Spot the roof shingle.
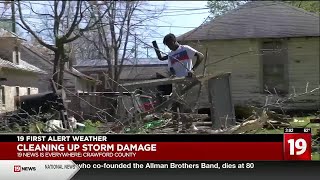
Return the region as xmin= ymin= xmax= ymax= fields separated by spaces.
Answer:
xmin=0 ymin=58 xmax=47 ymax=74
xmin=178 ymin=1 xmax=320 ymax=41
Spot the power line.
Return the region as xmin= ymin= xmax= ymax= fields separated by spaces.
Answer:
xmin=10 ymin=2 xmax=209 ymax=12
xmin=0 ymin=11 xmax=210 ymax=19
xmin=2 ymin=17 xmax=200 ymax=29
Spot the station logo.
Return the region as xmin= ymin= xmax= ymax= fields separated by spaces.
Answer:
xmin=14 ymin=165 xmax=21 ymax=172
xmin=14 ymin=165 xmax=36 ymax=172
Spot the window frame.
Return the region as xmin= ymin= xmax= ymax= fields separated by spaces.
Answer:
xmin=0 ymin=86 xmax=5 ymax=106
xmin=259 ymin=39 xmax=289 ymax=96
xmin=27 ymin=87 xmax=31 ymax=95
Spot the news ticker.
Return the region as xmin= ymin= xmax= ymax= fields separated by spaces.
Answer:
xmin=0 ymin=160 xmax=256 ymax=180
xmin=0 ymin=128 xmax=314 ymax=161
xmin=1 ymin=161 xmax=320 ymax=180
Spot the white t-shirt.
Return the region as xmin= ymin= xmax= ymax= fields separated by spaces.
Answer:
xmin=168 ymin=45 xmax=198 ymax=77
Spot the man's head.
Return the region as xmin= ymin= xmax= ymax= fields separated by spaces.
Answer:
xmin=163 ymin=33 xmax=179 ymax=51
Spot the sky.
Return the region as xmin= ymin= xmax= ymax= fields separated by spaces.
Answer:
xmin=137 ymin=1 xmax=211 ymax=58
xmin=0 ymin=1 xmax=211 ymax=59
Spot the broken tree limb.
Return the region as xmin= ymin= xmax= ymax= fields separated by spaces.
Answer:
xmin=50 ymin=79 xmax=70 ymax=130
xmin=139 ymin=80 xmax=200 ymax=117
xmin=179 ymin=113 xmax=209 ymax=120
xmin=193 ymin=122 xmax=212 ymax=126
xmin=193 ymin=48 xmax=208 ymax=111
xmin=263 ymin=120 xmax=290 ymax=129
xmin=122 ymin=76 xmax=199 ymax=89
xmin=135 ymin=72 xmax=231 ymax=120
xmin=169 ymin=112 xmax=209 ymax=121
xmin=121 ymin=72 xmax=231 ymax=89
xmin=224 ymin=109 xmax=270 ymax=134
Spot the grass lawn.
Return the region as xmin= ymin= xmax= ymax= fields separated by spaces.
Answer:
xmin=312 ymin=152 xmax=320 ymax=160
xmin=77 ymin=120 xmax=101 ymax=133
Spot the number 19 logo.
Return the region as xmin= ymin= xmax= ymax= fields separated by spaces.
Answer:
xmin=284 ymin=133 xmax=311 ymax=160
xmin=288 ymin=138 xmax=307 ymax=155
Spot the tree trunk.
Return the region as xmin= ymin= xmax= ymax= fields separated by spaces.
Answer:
xmin=52 ymin=52 xmax=60 ymax=90
xmin=58 ymin=60 xmax=65 ymax=90
xmin=55 ymin=43 xmax=66 ymax=90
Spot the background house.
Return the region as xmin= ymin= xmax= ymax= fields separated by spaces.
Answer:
xmin=21 ymin=44 xmax=99 ymax=94
xmin=177 ymin=1 xmax=320 ymax=111
xmin=68 ymin=58 xmax=169 ymax=119
xmin=0 ymin=28 xmax=99 ymax=95
xmin=0 ymin=30 xmax=46 ymax=113
xmin=74 ymin=58 xmax=169 ymax=93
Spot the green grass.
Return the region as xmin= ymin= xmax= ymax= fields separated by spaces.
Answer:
xmin=78 ymin=120 xmax=101 ymax=133
xmin=0 ymin=120 xmax=101 ymax=133
xmin=312 ymin=152 xmax=320 ymax=160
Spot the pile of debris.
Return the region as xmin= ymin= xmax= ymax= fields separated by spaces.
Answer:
xmin=98 ymin=108 xmax=293 ymax=134
xmin=99 ymin=73 xmax=295 ymax=134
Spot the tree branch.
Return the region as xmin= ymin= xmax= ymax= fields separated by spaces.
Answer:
xmin=17 ymin=1 xmax=56 ymax=51
xmin=63 ymin=0 xmax=82 ymax=39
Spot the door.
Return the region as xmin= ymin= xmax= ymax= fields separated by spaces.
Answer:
xmin=208 ymin=74 xmax=235 ymax=129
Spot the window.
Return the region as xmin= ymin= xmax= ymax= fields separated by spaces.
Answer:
xmin=27 ymin=88 xmax=31 ymax=95
xmin=261 ymin=40 xmax=288 ymax=95
xmin=15 ymin=87 xmax=19 ymax=96
xmin=0 ymin=86 xmax=5 ymax=105
xmin=12 ymin=50 xmax=20 ymax=64
xmin=87 ymin=84 xmax=90 ymax=93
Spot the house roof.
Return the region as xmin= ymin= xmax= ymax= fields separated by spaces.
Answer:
xmin=0 ymin=58 xmax=47 ymax=74
xmin=74 ymin=58 xmax=169 ymax=80
xmin=177 ymin=1 xmax=320 ymax=41
xmin=119 ymin=65 xmax=168 ymax=80
xmin=75 ymin=58 xmax=167 ymax=67
xmin=0 ymin=28 xmax=25 ymax=40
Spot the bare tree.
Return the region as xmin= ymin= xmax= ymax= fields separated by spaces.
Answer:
xmin=76 ymin=1 xmax=165 ymax=91
xmin=16 ymin=0 xmax=108 ymax=89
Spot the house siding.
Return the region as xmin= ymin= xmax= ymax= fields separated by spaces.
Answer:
xmin=0 ymin=69 xmax=39 ymax=113
xmin=287 ymin=37 xmax=320 ymax=109
xmin=0 ymin=69 xmax=39 ymax=87
xmin=74 ymin=68 xmax=107 ymax=92
xmin=184 ymin=37 xmax=320 ymax=110
xmin=20 ymin=46 xmax=61 ymax=92
xmin=0 ymin=85 xmax=38 ymax=113
xmin=75 ymin=78 xmax=95 ymax=93
xmin=184 ymin=39 xmax=261 ymax=109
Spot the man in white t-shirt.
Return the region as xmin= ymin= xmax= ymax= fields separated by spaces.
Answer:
xmin=158 ymin=33 xmax=204 ymax=132
xmin=159 ymin=33 xmax=204 ymax=77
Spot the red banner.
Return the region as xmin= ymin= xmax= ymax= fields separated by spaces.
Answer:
xmin=0 ymin=142 xmax=283 ymax=160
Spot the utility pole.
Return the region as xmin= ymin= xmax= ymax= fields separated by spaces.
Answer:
xmin=143 ymin=46 xmax=152 ymax=58
xmin=11 ymin=0 xmax=15 ymax=33
xmin=134 ymin=33 xmax=137 ymax=60
xmin=11 ymin=0 xmax=19 ymax=64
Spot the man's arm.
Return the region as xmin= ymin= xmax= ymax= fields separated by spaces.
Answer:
xmin=192 ymin=52 xmax=204 ymax=71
